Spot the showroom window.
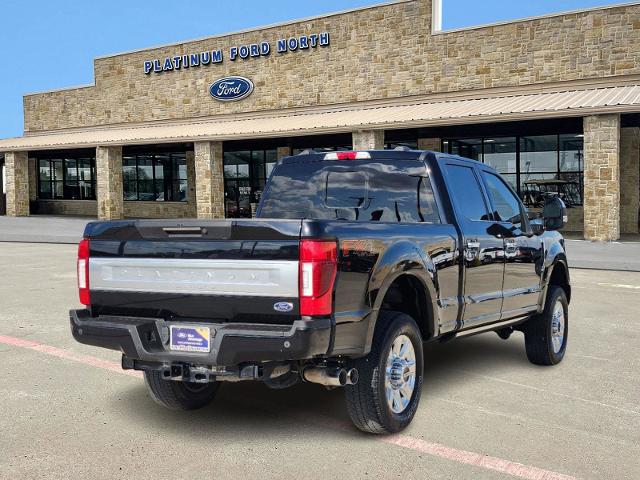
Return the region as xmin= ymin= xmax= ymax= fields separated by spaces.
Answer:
xmin=385 ymin=140 xmax=418 ymax=150
xmin=123 ymin=152 xmax=187 ymax=202
xmin=291 ymin=145 xmax=352 ymax=155
xmin=223 ymin=149 xmax=277 ymax=218
xmin=443 ymin=133 xmax=584 ymax=207
xmin=38 ymin=155 xmax=96 ymax=200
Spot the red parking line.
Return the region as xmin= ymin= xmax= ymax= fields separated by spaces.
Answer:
xmin=0 ymin=334 xmax=141 ymax=378
xmin=0 ymin=334 xmax=577 ymax=480
xmin=382 ymin=435 xmax=577 ymax=480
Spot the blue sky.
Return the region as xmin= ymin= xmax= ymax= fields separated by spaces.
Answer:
xmin=0 ymin=0 xmax=625 ymax=138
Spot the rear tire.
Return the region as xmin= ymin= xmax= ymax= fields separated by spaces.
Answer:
xmin=524 ymin=286 xmax=568 ymax=366
xmin=144 ymin=371 xmax=220 ymax=410
xmin=345 ymin=311 xmax=424 ymax=434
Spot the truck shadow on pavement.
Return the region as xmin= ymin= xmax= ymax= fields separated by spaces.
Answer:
xmin=111 ymin=333 xmax=529 ymax=437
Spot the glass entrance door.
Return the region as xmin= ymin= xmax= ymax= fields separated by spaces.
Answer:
xmin=223 ymin=149 xmax=277 ymax=218
xmin=224 ymin=179 xmax=252 ymax=218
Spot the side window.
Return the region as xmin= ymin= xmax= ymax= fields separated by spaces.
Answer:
xmin=418 ymin=176 xmax=441 ymax=224
xmin=482 ymin=171 xmax=523 ymax=226
xmin=444 ymin=165 xmax=490 ymax=221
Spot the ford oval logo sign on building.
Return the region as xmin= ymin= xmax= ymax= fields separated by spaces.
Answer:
xmin=209 ymin=76 xmax=254 ymax=102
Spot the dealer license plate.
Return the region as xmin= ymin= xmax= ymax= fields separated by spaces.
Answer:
xmin=169 ymin=326 xmax=211 ymax=353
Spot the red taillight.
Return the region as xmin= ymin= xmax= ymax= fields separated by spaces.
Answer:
xmin=299 ymin=240 xmax=338 ymax=316
xmin=77 ymin=239 xmax=90 ymax=306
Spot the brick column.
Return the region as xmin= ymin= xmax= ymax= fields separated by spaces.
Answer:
xmin=620 ymin=127 xmax=640 ymax=234
xmin=96 ymin=146 xmax=123 ymax=220
xmin=5 ymin=151 xmax=30 ymax=216
xmin=277 ymin=146 xmax=291 ymax=160
xmin=583 ymin=114 xmax=621 ymax=241
xmin=418 ymin=138 xmax=442 ymax=152
xmin=194 ymin=141 xmax=225 ymax=219
xmin=352 ymin=130 xmax=384 ymax=150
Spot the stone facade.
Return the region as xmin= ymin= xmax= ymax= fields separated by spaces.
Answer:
xmin=4 ymin=0 xmax=640 ymax=238
xmin=277 ymin=146 xmax=292 ymax=160
xmin=5 ymin=152 xmax=29 ymax=216
xmin=353 ymin=130 xmax=385 ymax=150
xmin=418 ymin=138 xmax=441 ymax=151
xmin=96 ymin=146 xmax=124 ymax=220
xmin=34 ymin=199 xmax=196 ymax=219
xmin=36 ymin=200 xmax=97 ymax=217
xmin=22 ymin=1 xmax=640 ymax=132
xmin=583 ymin=114 xmax=621 ymax=241
xmin=124 ymin=201 xmax=195 ymax=219
xmin=620 ymin=127 xmax=640 ymax=234
xmin=194 ymin=141 xmax=225 ymax=219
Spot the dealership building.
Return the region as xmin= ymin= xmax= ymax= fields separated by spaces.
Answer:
xmin=1 ymin=0 xmax=639 ymax=241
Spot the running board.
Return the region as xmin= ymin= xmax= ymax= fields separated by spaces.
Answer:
xmin=453 ymin=317 xmax=529 ymax=339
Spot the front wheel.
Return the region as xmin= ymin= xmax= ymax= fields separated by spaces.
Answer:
xmin=524 ymin=285 xmax=569 ymax=366
xmin=345 ymin=311 xmax=424 ymax=434
xmin=144 ymin=371 xmax=220 ymax=410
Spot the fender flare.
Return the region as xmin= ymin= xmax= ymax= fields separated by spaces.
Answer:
xmin=362 ymin=241 xmax=440 ymax=354
xmin=539 ymin=251 xmax=571 ymax=311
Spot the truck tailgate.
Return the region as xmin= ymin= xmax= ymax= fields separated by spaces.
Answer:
xmin=84 ymin=219 xmax=303 ymax=324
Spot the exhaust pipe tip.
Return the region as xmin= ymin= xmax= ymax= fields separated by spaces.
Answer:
xmin=346 ymin=368 xmax=359 ymax=386
xmin=336 ymin=368 xmax=348 ymax=386
xmin=301 ymin=366 xmax=359 ymax=387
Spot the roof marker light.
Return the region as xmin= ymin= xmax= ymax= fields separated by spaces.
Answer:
xmin=324 ymin=151 xmax=372 ymax=161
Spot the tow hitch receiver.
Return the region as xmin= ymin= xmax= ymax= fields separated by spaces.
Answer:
xmin=122 ymin=356 xmax=262 ymax=383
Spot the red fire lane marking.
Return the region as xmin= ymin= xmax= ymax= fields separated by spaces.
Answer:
xmin=0 ymin=334 xmax=577 ymax=480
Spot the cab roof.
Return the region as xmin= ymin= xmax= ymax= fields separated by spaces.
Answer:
xmin=280 ymin=149 xmax=434 ymax=165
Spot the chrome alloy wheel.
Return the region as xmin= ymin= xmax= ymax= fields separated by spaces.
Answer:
xmin=385 ymin=334 xmax=417 ymax=414
xmin=551 ymin=300 xmax=566 ymax=354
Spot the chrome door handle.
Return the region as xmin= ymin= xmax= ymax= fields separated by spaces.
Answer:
xmin=464 ymin=240 xmax=481 ymax=262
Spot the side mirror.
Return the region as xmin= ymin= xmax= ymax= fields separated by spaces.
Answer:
xmin=542 ymin=196 xmax=567 ymax=231
xmin=529 ymin=217 xmax=545 ymax=236
xmin=486 ymin=222 xmax=516 ymax=238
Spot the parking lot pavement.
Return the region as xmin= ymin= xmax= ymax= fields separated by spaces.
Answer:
xmin=0 ymin=216 xmax=90 ymax=244
xmin=1 ymin=243 xmax=639 ymax=480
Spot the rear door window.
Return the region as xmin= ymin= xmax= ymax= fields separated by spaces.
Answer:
xmin=444 ymin=164 xmax=490 ymax=221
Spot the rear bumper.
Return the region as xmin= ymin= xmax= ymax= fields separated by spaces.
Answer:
xmin=70 ymin=309 xmax=332 ymax=366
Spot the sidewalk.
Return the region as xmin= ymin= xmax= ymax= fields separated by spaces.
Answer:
xmin=564 ymin=238 xmax=640 ymax=272
xmin=0 ymin=216 xmax=90 ymax=244
xmin=1 ymin=216 xmax=639 ymax=272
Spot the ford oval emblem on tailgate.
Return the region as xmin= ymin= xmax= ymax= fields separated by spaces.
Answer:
xmin=209 ymin=76 xmax=254 ymax=102
xmin=274 ymin=302 xmax=294 ymax=313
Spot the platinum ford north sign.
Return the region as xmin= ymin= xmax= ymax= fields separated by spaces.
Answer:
xmin=209 ymin=77 xmax=254 ymax=102
xmin=144 ymin=32 xmax=330 ymax=74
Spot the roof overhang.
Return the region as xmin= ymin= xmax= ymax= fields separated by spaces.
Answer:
xmin=3 ymin=84 xmax=640 ymax=152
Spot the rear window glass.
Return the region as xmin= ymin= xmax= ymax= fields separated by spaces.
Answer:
xmin=325 ymin=171 xmax=368 ymax=209
xmin=259 ymin=160 xmax=440 ymax=224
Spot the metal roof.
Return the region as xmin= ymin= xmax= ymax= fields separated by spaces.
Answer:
xmin=2 ymin=84 xmax=640 ymax=152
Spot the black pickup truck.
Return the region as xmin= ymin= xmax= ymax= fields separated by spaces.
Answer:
xmin=71 ymin=149 xmax=570 ymax=434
